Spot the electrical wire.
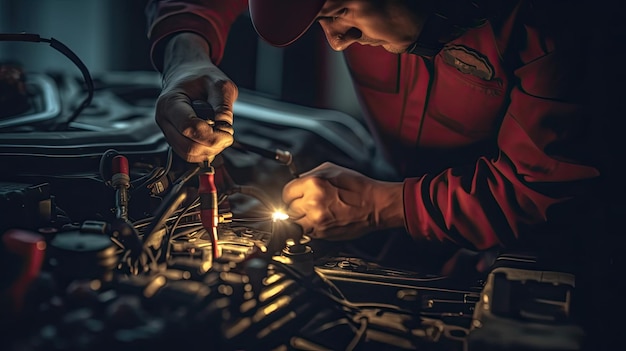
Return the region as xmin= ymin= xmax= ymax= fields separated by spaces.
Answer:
xmin=168 ymin=222 xmax=204 ymax=231
xmin=98 ymin=149 xmax=119 ymax=186
xmin=145 ymin=246 xmax=159 ymax=268
xmin=110 ymin=236 xmax=125 ymax=250
xmin=170 ymin=227 xmax=204 ymax=241
xmin=141 ymin=165 xmax=199 ymax=250
xmin=271 ymin=259 xmax=415 ymax=317
xmin=218 ymin=193 xmax=229 ymax=205
xmin=132 ymin=205 xmax=201 ymax=230
xmin=131 ymin=146 xmax=174 ymax=193
xmin=164 ymin=197 xmax=200 ymax=261
xmin=0 ymin=33 xmax=94 ymax=130
xmin=306 ymin=318 xmax=353 ymax=336
xmin=231 ymin=217 xmax=275 ymax=223
xmin=346 ymin=317 xmax=368 ymax=351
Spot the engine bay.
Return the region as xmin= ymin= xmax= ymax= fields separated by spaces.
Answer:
xmin=0 ymin=49 xmax=589 ymax=350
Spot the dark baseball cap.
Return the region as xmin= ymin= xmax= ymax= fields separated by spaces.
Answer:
xmin=249 ymin=0 xmax=326 ymax=47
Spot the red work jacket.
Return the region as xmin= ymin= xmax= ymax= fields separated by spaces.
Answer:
xmin=146 ymin=0 xmax=602 ymax=251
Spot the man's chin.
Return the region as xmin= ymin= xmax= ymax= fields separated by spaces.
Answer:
xmin=382 ymin=44 xmax=407 ymax=54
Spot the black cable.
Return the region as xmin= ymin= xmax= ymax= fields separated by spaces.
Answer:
xmin=218 ymin=193 xmax=228 ymax=205
xmin=164 ymin=197 xmax=200 ymax=261
xmin=307 ymin=318 xmax=353 ymax=336
xmin=98 ymin=149 xmax=120 ymax=186
xmin=0 ymin=33 xmax=94 ymax=130
xmin=346 ymin=317 xmax=368 ymax=351
xmin=133 ymin=212 xmax=200 ymax=230
xmin=133 ymin=212 xmax=179 ymax=229
xmin=131 ymin=146 xmax=174 ymax=192
xmin=141 ymin=165 xmax=200 ymax=250
xmin=142 ymin=190 xmax=188 ymax=257
xmin=170 ymin=226 xmax=204 ymax=241
xmin=231 ymin=140 xmax=299 ymax=177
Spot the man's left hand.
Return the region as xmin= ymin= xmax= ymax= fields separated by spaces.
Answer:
xmin=282 ymin=162 xmax=405 ymax=240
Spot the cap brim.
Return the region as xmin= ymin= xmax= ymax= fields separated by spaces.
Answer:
xmin=249 ymin=0 xmax=325 ymax=47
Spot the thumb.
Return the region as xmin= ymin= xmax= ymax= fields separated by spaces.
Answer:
xmin=208 ymin=80 xmax=238 ymax=127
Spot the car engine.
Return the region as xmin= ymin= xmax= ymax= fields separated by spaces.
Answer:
xmin=0 ymin=35 xmax=586 ymax=351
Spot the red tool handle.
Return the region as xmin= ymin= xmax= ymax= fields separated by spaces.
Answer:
xmin=198 ymin=166 xmax=220 ymax=259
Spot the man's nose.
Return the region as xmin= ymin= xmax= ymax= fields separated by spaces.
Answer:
xmin=319 ymin=22 xmax=360 ymax=51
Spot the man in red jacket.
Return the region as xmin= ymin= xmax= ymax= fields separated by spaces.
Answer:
xmin=146 ymin=0 xmax=604 ymax=268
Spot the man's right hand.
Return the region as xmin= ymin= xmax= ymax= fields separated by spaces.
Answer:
xmin=156 ymin=33 xmax=236 ymax=163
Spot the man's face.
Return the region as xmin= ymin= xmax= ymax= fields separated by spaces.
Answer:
xmin=316 ymin=0 xmax=427 ymax=54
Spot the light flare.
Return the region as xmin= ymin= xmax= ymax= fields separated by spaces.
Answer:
xmin=272 ymin=210 xmax=289 ymax=222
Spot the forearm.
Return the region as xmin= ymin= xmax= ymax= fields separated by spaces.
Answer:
xmin=372 ymin=180 xmax=406 ymax=230
xmin=163 ymin=32 xmax=212 ymax=76
xmin=145 ymin=0 xmax=248 ymax=70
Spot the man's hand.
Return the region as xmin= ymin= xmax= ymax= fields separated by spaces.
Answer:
xmin=156 ymin=33 xmax=235 ymax=163
xmin=282 ymin=162 xmax=405 ymax=240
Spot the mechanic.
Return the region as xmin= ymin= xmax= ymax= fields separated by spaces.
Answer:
xmin=145 ymin=0 xmax=605 ymax=270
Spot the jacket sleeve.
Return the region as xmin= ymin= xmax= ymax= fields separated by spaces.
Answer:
xmin=145 ymin=0 xmax=249 ymax=71
xmin=403 ymin=5 xmax=603 ymax=251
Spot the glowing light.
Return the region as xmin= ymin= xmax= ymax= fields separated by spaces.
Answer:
xmin=89 ymin=280 xmax=101 ymax=290
xmin=272 ymin=210 xmax=289 ymax=222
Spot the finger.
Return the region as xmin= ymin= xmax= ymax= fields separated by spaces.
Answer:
xmin=213 ymin=118 xmax=235 ymax=138
xmin=292 ymin=215 xmax=315 ymax=238
xmin=213 ymin=107 xmax=234 ymax=127
xmin=160 ymin=94 xmax=216 ymax=142
xmin=158 ymin=120 xmax=224 ymax=163
xmin=156 ymin=102 xmax=231 ymax=162
xmin=298 ymin=161 xmax=335 ymax=178
xmin=159 ymin=112 xmax=234 ymax=153
xmin=208 ymin=79 xmax=238 ymax=126
xmin=190 ymin=99 xmax=234 ymax=143
xmin=159 ymin=93 xmax=234 ymax=147
xmin=283 ymin=194 xmax=306 ymax=224
xmin=282 ymin=178 xmax=305 ymax=206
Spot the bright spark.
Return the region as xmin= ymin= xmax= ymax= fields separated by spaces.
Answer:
xmin=272 ymin=210 xmax=289 ymax=222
